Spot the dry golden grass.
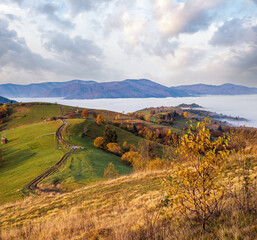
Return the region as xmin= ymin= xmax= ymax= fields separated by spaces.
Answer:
xmin=0 ymin=164 xmax=256 ymax=240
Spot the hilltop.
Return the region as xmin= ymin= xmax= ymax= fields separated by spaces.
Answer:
xmin=0 ymin=96 xmax=17 ymax=104
xmin=1 ymin=79 xmax=257 ymax=99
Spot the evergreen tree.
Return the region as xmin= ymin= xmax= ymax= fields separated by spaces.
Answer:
xmin=103 ymin=125 xmax=118 ymax=145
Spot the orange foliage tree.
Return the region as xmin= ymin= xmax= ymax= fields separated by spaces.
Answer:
xmin=81 ymin=109 xmax=89 ymax=118
xmin=67 ymin=112 xmax=76 ymax=119
xmin=94 ymin=137 xmax=105 ymax=149
xmin=96 ymin=114 xmax=104 ymax=125
xmin=107 ymin=143 xmax=123 ymax=155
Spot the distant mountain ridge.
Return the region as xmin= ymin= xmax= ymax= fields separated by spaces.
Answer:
xmin=0 ymin=79 xmax=257 ymax=99
xmin=170 ymin=83 xmax=257 ymax=96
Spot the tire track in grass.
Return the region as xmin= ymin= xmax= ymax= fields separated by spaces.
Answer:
xmin=25 ymin=120 xmax=83 ymax=191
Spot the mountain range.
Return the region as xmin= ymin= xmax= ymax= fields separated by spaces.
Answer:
xmin=0 ymin=79 xmax=257 ymax=99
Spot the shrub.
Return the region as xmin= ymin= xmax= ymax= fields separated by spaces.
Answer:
xmin=121 ymin=151 xmax=145 ymax=170
xmin=94 ymin=137 xmax=105 ymax=149
xmin=67 ymin=112 xmax=76 ymax=119
xmin=107 ymin=143 xmax=123 ymax=155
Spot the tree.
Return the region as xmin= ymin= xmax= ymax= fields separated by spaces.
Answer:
xmin=150 ymin=109 xmax=155 ymax=115
xmin=103 ymin=125 xmax=118 ymax=145
xmin=132 ymin=125 xmax=138 ymax=135
xmin=138 ymin=139 xmax=155 ymax=161
xmin=94 ymin=137 xmax=105 ymax=149
xmin=96 ymin=114 xmax=104 ymax=125
xmin=67 ymin=112 xmax=76 ymax=119
xmin=107 ymin=143 xmax=123 ymax=155
xmin=122 ymin=141 xmax=130 ymax=152
xmin=104 ymin=162 xmax=119 ymax=179
xmin=121 ymin=151 xmax=144 ymax=170
xmin=92 ymin=111 xmax=97 ymax=118
xmin=81 ymin=109 xmax=89 ymax=118
xmin=163 ymin=120 xmax=229 ymax=230
xmin=183 ymin=111 xmax=188 ymax=119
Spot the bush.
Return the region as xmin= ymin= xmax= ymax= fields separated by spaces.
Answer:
xmin=67 ymin=112 xmax=76 ymax=119
xmin=94 ymin=137 xmax=105 ymax=149
xmin=107 ymin=143 xmax=123 ymax=155
xmin=121 ymin=151 xmax=145 ymax=170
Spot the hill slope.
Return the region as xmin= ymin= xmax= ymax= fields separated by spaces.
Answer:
xmin=0 ymin=96 xmax=17 ymax=104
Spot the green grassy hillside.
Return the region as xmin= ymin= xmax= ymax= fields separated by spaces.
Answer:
xmin=0 ymin=105 xmax=135 ymax=203
xmin=1 ymin=103 xmax=79 ymax=130
xmin=43 ymin=119 xmax=138 ymax=189
xmin=0 ymin=121 xmax=63 ymax=204
xmin=65 ymin=119 xmax=143 ymax=146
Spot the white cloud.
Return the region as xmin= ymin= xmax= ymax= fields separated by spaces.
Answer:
xmin=153 ymin=0 xmax=223 ymax=37
xmin=0 ymin=0 xmax=257 ymax=87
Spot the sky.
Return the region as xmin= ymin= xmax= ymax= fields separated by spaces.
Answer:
xmin=0 ymin=0 xmax=257 ymax=87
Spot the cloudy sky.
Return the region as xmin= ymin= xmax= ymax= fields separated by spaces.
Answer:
xmin=0 ymin=0 xmax=257 ymax=87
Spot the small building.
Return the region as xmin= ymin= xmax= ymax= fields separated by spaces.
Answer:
xmin=1 ymin=137 xmax=8 ymax=144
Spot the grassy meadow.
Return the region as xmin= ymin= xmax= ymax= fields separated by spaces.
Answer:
xmin=0 ymin=104 xmax=135 ymax=203
xmin=0 ymin=121 xmax=63 ymax=204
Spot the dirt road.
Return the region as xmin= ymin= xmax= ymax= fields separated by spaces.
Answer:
xmin=25 ymin=120 xmax=79 ymax=191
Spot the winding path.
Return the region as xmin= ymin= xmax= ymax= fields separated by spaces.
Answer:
xmin=25 ymin=120 xmax=80 ymax=191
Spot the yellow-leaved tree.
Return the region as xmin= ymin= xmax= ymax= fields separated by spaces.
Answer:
xmin=96 ymin=114 xmax=104 ymax=125
xmin=163 ymin=120 xmax=229 ymax=230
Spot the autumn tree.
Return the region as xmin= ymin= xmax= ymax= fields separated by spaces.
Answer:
xmin=94 ymin=137 xmax=105 ymax=149
xmin=0 ymin=100 xmax=8 ymax=124
xmin=183 ymin=111 xmax=188 ymax=118
xmin=67 ymin=112 xmax=76 ymax=119
xmin=122 ymin=141 xmax=130 ymax=152
xmin=121 ymin=151 xmax=144 ymax=170
xmin=150 ymin=109 xmax=155 ymax=115
xmin=96 ymin=114 xmax=104 ymax=125
xmin=163 ymin=120 xmax=229 ymax=230
xmin=81 ymin=109 xmax=89 ymax=118
xmin=104 ymin=162 xmax=119 ymax=179
xmin=107 ymin=143 xmax=123 ymax=155
xmin=138 ymin=139 xmax=155 ymax=161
